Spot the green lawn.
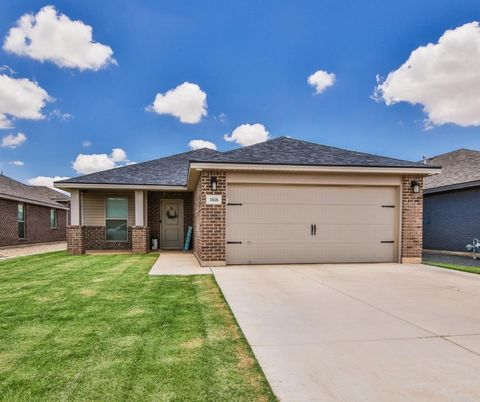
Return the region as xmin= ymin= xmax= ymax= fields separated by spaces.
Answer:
xmin=0 ymin=252 xmax=275 ymax=402
xmin=424 ymin=262 xmax=480 ymax=275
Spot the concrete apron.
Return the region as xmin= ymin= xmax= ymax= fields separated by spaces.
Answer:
xmin=148 ymin=251 xmax=212 ymax=275
xmin=212 ymin=263 xmax=480 ymax=402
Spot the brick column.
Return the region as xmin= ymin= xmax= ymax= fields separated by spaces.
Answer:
xmin=67 ymin=225 xmax=85 ymax=255
xmin=401 ymin=175 xmax=423 ymax=264
xmin=132 ymin=226 xmax=149 ymax=254
xmin=193 ymin=170 xmax=226 ymax=266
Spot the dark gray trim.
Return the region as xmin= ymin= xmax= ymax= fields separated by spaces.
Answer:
xmin=424 ymin=180 xmax=480 ymax=194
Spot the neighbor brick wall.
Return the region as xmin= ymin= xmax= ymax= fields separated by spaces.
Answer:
xmin=0 ymin=198 xmax=67 ymax=247
xmin=401 ymin=175 xmax=424 ymax=263
xmin=193 ymin=170 xmax=226 ymax=265
xmin=147 ymin=191 xmax=193 ymax=248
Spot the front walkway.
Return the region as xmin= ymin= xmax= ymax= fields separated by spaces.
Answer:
xmin=0 ymin=242 xmax=67 ymax=260
xmin=213 ymin=263 xmax=480 ymax=402
xmin=148 ymin=251 xmax=212 ymax=275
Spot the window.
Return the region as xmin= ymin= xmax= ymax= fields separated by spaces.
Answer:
xmin=18 ymin=203 xmax=25 ymax=239
xmin=106 ymin=197 xmax=128 ymax=241
xmin=50 ymin=209 xmax=58 ymax=228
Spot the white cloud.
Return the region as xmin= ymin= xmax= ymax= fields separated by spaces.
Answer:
xmin=224 ymin=123 xmax=271 ymax=146
xmin=73 ymin=148 xmax=130 ymax=174
xmin=188 ymin=139 xmax=217 ymax=150
xmin=3 ymin=5 xmax=115 ymax=71
xmin=374 ymin=21 xmax=480 ymax=128
xmin=1 ymin=132 xmax=27 ymax=148
xmin=0 ymin=74 xmax=51 ymax=128
xmin=9 ymin=160 xmax=24 ymax=166
xmin=307 ymin=70 xmax=336 ymax=94
xmin=48 ymin=108 xmax=73 ymax=121
xmin=27 ymin=175 xmax=69 ymax=187
xmin=82 ymin=140 xmax=92 ymax=147
xmin=27 ymin=175 xmax=70 ymax=195
xmin=148 ymin=82 xmax=207 ymax=124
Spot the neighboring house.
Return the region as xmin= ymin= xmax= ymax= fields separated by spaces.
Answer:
xmin=55 ymin=137 xmax=440 ymax=265
xmin=424 ymin=149 xmax=480 ymax=252
xmin=0 ymin=174 xmax=69 ymax=247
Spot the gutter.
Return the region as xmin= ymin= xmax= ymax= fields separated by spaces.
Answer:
xmin=424 ymin=179 xmax=480 ymax=194
xmin=0 ymin=193 xmax=69 ymax=210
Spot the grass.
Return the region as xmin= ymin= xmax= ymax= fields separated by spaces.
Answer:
xmin=0 ymin=252 xmax=275 ymax=402
xmin=424 ymin=261 xmax=480 ymax=275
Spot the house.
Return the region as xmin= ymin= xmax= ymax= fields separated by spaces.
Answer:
xmin=0 ymin=174 xmax=69 ymax=247
xmin=55 ymin=137 xmax=440 ymax=265
xmin=423 ymin=149 xmax=480 ymax=253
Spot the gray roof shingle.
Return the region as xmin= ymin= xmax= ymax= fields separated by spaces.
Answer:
xmin=0 ymin=175 xmax=69 ymax=208
xmin=58 ymin=148 xmax=221 ymax=186
xmin=59 ymin=137 xmax=436 ymax=186
xmin=198 ymin=137 xmax=432 ymax=168
xmin=424 ymin=148 xmax=480 ymax=191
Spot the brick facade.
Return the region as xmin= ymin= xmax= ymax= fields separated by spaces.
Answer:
xmin=132 ymin=226 xmax=149 ymax=253
xmin=147 ymin=191 xmax=193 ymax=248
xmin=84 ymin=226 xmax=133 ymax=250
xmin=67 ymin=226 xmax=85 ymax=255
xmin=193 ymin=170 xmax=226 ymax=266
xmin=401 ymin=175 xmax=424 ymax=263
xmin=0 ymin=198 xmax=67 ymax=248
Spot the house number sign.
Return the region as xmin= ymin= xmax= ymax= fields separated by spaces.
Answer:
xmin=206 ymin=195 xmax=222 ymax=205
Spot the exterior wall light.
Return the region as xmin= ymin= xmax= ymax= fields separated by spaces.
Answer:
xmin=411 ymin=180 xmax=420 ymax=193
xmin=210 ymin=176 xmax=217 ymax=191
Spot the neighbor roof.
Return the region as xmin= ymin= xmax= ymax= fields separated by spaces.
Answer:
xmin=0 ymin=175 xmax=69 ymax=209
xmin=424 ymin=148 xmax=480 ymax=193
xmin=58 ymin=137 xmax=437 ymax=187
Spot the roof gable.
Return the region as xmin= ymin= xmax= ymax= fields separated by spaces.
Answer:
xmin=199 ymin=137 xmax=429 ymax=168
xmin=425 ymin=148 xmax=480 ymax=190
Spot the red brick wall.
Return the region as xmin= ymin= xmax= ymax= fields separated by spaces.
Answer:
xmin=67 ymin=226 xmax=85 ymax=254
xmin=83 ymin=226 xmax=132 ymax=250
xmin=401 ymin=175 xmax=424 ymax=262
xmin=147 ymin=191 xmax=193 ymax=248
xmin=0 ymin=198 xmax=67 ymax=247
xmin=193 ymin=170 xmax=226 ymax=265
xmin=132 ymin=226 xmax=149 ymax=253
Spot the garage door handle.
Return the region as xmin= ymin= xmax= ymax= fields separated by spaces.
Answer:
xmin=313 ymin=224 xmax=317 ymax=235
xmin=227 ymin=241 xmax=242 ymax=244
xmin=310 ymin=224 xmax=313 ymax=236
xmin=381 ymin=240 xmax=394 ymax=243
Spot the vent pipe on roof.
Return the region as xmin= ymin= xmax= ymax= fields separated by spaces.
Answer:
xmin=422 ymin=155 xmax=428 ymax=165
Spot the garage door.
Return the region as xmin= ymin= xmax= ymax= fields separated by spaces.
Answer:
xmin=226 ymin=184 xmax=398 ymax=264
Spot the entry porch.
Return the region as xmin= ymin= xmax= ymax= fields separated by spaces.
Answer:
xmin=66 ymin=189 xmax=193 ymax=254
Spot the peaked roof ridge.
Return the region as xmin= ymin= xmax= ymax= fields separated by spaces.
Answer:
xmin=215 ymin=135 xmax=286 ymax=157
xmin=428 ymin=148 xmax=480 ymax=161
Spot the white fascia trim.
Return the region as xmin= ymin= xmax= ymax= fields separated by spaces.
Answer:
xmin=189 ymin=162 xmax=442 ymax=175
xmin=0 ymin=194 xmax=69 ymax=210
xmin=54 ymin=183 xmax=188 ymax=191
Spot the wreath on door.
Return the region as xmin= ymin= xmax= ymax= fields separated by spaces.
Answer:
xmin=166 ymin=206 xmax=178 ymax=219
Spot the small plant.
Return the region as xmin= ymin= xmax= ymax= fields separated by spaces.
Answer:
xmin=466 ymin=238 xmax=480 ymax=260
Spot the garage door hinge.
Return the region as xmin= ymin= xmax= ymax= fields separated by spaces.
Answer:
xmin=381 ymin=205 xmax=395 ymax=208
xmin=381 ymin=240 xmax=394 ymax=243
xmin=227 ymin=241 xmax=242 ymax=244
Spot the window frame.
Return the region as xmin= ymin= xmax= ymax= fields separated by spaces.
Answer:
xmin=18 ymin=203 xmax=25 ymax=240
xmin=50 ymin=208 xmax=58 ymax=229
xmin=105 ymin=197 xmax=128 ymax=242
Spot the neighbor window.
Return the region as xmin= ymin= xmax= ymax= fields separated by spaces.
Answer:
xmin=18 ymin=203 xmax=25 ymax=239
xmin=50 ymin=209 xmax=58 ymax=228
xmin=106 ymin=197 xmax=128 ymax=241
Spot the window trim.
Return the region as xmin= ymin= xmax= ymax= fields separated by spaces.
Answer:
xmin=18 ymin=203 xmax=25 ymax=240
xmin=50 ymin=208 xmax=58 ymax=229
xmin=105 ymin=197 xmax=128 ymax=242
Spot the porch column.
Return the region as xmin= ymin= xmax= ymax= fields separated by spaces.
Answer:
xmin=67 ymin=189 xmax=85 ymax=255
xmin=132 ymin=190 xmax=149 ymax=253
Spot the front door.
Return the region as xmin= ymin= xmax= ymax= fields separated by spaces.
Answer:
xmin=161 ymin=199 xmax=184 ymax=249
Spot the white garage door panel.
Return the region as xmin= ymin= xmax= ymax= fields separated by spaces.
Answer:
xmin=226 ymin=184 xmax=398 ymax=264
xmin=227 ymin=204 xmax=395 ymax=225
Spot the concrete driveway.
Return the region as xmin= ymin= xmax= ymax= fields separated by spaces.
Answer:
xmin=212 ymin=263 xmax=480 ymax=402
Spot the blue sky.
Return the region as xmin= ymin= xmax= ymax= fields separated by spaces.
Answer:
xmin=1 ymin=0 xmax=480 ymax=186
